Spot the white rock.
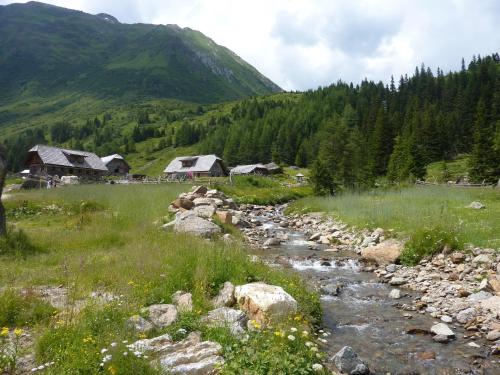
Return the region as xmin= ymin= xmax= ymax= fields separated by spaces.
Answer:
xmin=389 ymin=289 xmax=401 ymax=299
xmin=144 ymin=304 xmax=178 ymax=328
xmin=234 ymin=282 xmax=297 ymax=324
xmin=212 ymin=281 xmax=236 ymax=308
xmin=430 ymin=323 xmax=455 ymax=338
xmin=172 ymin=291 xmax=193 ymax=313
xmin=201 ymin=307 xmax=248 ymax=336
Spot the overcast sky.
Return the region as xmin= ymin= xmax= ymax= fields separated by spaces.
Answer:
xmin=1 ymin=0 xmax=499 ymax=90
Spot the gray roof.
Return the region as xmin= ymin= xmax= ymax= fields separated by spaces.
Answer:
xmin=28 ymin=145 xmax=108 ymax=171
xmin=164 ymin=155 xmax=223 ymax=174
xmin=230 ymin=164 xmax=268 ymax=175
xmin=101 ymin=154 xmax=126 ymax=166
xmin=264 ymin=162 xmax=281 ymax=170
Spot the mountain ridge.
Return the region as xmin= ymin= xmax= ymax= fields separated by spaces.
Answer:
xmin=0 ymin=1 xmax=281 ymax=111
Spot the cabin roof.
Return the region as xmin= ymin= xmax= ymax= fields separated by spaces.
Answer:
xmin=164 ymin=154 xmax=223 ymax=173
xmin=28 ymin=145 xmax=108 ymax=171
xmin=101 ymin=154 xmax=127 ymax=166
xmin=230 ymin=164 xmax=268 ymax=175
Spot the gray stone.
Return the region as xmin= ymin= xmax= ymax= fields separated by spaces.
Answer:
xmin=127 ymin=315 xmax=154 ymax=333
xmin=174 ymin=211 xmax=221 ymax=237
xmin=144 ymin=304 xmax=178 ymax=328
xmin=385 ymin=264 xmax=397 ymax=273
xmin=193 ymin=205 xmax=216 ymax=219
xmin=321 ymin=283 xmax=341 ymax=296
xmin=486 ymin=330 xmax=500 ymax=341
xmin=389 ymin=289 xmax=401 ymax=299
xmin=212 ymin=281 xmax=236 ymax=308
xmin=172 ymin=291 xmax=193 ymax=313
xmin=456 ymin=308 xmax=477 ymax=324
xmin=430 ymin=323 xmax=455 ymax=338
xmin=433 ymin=334 xmax=451 ymax=343
xmin=468 ymin=201 xmax=485 ymax=209
xmin=389 ymin=277 xmax=406 ymax=286
xmin=440 ymin=315 xmax=453 ymax=323
xmin=201 ymin=307 xmax=248 ymax=336
xmin=192 ymin=197 xmax=216 ymax=206
xmin=472 ymin=254 xmax=492 ymax=264
xmin=263 ymin=238 xmax=281 ymax=247
xmin=331 ymin=346 xmax=369 ymax=374
xmin=468 ymin=291 xmax=493 ymax=302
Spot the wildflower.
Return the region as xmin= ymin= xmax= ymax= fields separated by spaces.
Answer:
xmin=310 ymin=346 xmax=319 ymax=352
xmin=301 ymin=331 xmax=309 ymax=337
xmin=290 ymin=327 xmax=297 ymax=332
xmin=287 ymin=335 xmax=295 ymax=341
xmin=101 ymin=348 xmax=108 ymax=354
xmin=102 ymin=354 xmax=112 ymax=363
xmin=312 ymin=363 xmax=323 ymax=372
xmin=319 ymin=338 xmax=327 ymax=343
xmin=123 ymin=352 xmax=128 ymax=356
xmin=108 ymin=365 xmax=117 ymax=375
xmin=138 ymin=333 xmax=147 ymax=339
xmin=294 ymin=315 xmax=302 ymax=322
xmin=14 ymin=328 xmax=23 ymax=336
xmin=122 ymin=340 xmax=128 ymax=344
xmin=1 ymin=327 xmax=9 ymax=336
xmin=305 ymin=341 xmax=313 ymax=347
xmin=127 ymin=280 xmax=135 ymax=286
xmin=250 ymin=320 xmax=261 ymax=329
xmin=110 ymin=342 xmax=117 ymax=347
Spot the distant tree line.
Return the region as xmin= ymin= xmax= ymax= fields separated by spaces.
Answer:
xmin=198 ymin=54 xmax=499 ymax=188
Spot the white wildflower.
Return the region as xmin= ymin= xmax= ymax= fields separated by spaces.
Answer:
xmin=100 ymin=348 xmax=108 ymax=354
xmin=287 ymin=335 xmax=295 ymax=341
xmin=312 ymin=363 xmax=323 ymax=372
xmin=290 ymin=327 xmax=298 ymax=332
xmin=110 ymin=342 xmax=117 ymax=347
xmin=305 ymin=341 xmax=313 ymax=347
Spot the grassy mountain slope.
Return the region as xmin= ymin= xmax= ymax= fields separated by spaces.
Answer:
xmin=0 ymin=1 xmax=281 ymax=131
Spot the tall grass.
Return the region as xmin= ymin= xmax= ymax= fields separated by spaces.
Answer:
xmin=288 ymin=186 xmax=500 ymax=250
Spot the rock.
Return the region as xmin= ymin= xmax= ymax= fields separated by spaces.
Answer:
xmin=127 ymin=315 xmax=154 ymax=333
xmin=389 ymin=289 xmax=401 ymax=299
xmin=331 ymin=346 xmax=369 ymax=375
xmin=361 ymin=236 xmax=377 ymax=247
xmin=472 ymin=254 xmax=492 ymax=264
xmin=193 ymin=197 xmax=216 ymax=207
xmin=416 ymin=351 xmax=436 ymax=360
xmin=489 ymin=279 xmax=500 ymax=295
xmin=201 ymin=307 xmax=248 ymax=336
xmin=467 ymin=342 xmax=480 ymax=348
xmin=263 ymin=238 xmax=281 ymax=247
xmin=456 ymin=308 xmax=477 ymax=324
xmin=172 ymin=291 xmax=193 ymax=313
xmin=430 ymin=323 xmax=455 ymax=338
xmin=216 ymin=211 xmax=232 ymax=225
xmin=321 ymin=283 xmax=341 ymax=296
xmin=193 ymin=205 xmax=216 ymax=219
xmin=433 ymin=334 xmax=451 ymax=343
xmin=479 ymin=296 xmax=500 ymax=314
xmin=468 ymin=201 xmax=485 ymax=209
xmin=234 ymin=282 xmax=298 ymax=324
xmin=212 ymin=281 xmax=236 ymax=308
xmin=468 ymin=291 xmax=493 ymax=302
xmin=191 ymin=186 xmax=208 ymax=195
xmin=131 ymin=331 xmax=223 ymax=374
xmin=451 ymin=252 xmax=466 ymax=264
xmin=174 ymin=211 xmax=221 ymax=237
xmin=486 ymin=330 xmax=500 ymax=341
xmin=361 ymin=239 xmax=403 ymax=265
xmin=386 ymin=264 xmax=397 ymax=273
xmin=172 ymin=198 xmax=195 ymax=210
xmin=440 ymin=315 xmax=453 ymax=323
xmin=389 ymin=277 xmax=406 ymax=286
xmin=309 ymin=232 xmax=322 ymax=241
xmin=144 ymin=304 xmax=178 ymax=328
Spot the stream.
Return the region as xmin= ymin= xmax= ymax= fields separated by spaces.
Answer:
xmin=247 ymin=206 xmax=497 ymax=375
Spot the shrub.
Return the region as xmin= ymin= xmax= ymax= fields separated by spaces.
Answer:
xmin=0 ymin=228 xmax=42 ymax=258
xmin=400 ymin=226 xmax=462 ymax=266
xmin=0 ymin=290 xmax=55 ymax=327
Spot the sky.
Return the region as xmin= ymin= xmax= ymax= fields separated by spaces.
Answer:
xmin=1 ymin=0 xmax=499 ymax=90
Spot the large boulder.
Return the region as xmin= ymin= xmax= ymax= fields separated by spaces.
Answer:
xmin=216 ymin=211 xmax=232 ymax=225
xmin=361 ymin=239 xmax=403 ymax=265
xmin=130 ymin=332 xmax=223 ymax=375
xmin=201 ymin=307 xmax=248 ymax=336
xmin=143 ymin=304 xmax=178 ymax=328
xmin=193 ymin=205 xmax=216 ymax=219
xmin=234 ymin=282 xmax=297 ymax=324
xmin=331 ymin=346 xmax=369 ymax=374
xmin=174 ymin=211 xmax=221 ymax=237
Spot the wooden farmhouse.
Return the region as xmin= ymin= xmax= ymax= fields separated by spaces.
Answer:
xmin=230 ymin=164 xmax=269 ymax=175
xmin=164 ymin=155 xmax=228 ymax=179
xmin=101 ymin=154 xmax=131 ymax=176
xmin=25 ymin=145 xmax=108 ymax=180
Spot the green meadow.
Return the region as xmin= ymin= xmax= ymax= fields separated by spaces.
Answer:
xmin=0 ymin=184 xmax=323 ymax=374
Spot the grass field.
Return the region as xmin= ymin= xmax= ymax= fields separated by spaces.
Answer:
xmin=0 ymin=184 xmax=323 ymax=374
xmin=288 ymin=186 xmax=500 ymax=252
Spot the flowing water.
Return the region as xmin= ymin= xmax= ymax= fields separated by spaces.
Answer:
xmin=249 ymin=208 xmax=497 ymax=375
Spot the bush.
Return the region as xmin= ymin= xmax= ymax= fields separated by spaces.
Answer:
xmin=0 ymin=290 xmax=55 ymax=327
xmin=400 ymin=226 xmax=462 ymax=266
xmin=0 ymin=227 xmax=41 ymax=258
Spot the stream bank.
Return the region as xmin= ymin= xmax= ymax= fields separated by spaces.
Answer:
xmin=239 ymin=203 xmax=499 ymax=374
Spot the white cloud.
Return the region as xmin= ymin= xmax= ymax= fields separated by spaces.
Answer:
xmin=1 ymin=0 xmax=498 ymax=90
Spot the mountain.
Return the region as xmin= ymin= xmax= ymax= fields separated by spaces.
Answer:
xmin=0 ymin=1 xmax=281 ymax=109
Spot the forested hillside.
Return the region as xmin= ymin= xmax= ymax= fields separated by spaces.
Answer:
xmin=3 ymin=55 xmax=499 ymax=186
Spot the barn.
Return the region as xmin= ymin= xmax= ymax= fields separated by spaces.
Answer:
xmin=164 ymin=155 xmax=227 ymax=179
xmin=101 ymin=154 xmax=131 ymax=176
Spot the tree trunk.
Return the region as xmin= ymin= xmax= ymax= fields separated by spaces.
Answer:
xmin=0 ymin=144 xmax=6 ymax=236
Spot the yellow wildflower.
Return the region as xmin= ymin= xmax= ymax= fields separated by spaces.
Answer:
xmin=14 ymin=328 xmax=23 ymax=336
xmin=138 ymin=333 xmax=147 ymax=339
xmin=127 ymin=280 xmax=135 ymax=286
xmin=108 ymin=365 xmax=117 ymax=375
xmin=1 ymin=327 xmax=9 ymax=336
